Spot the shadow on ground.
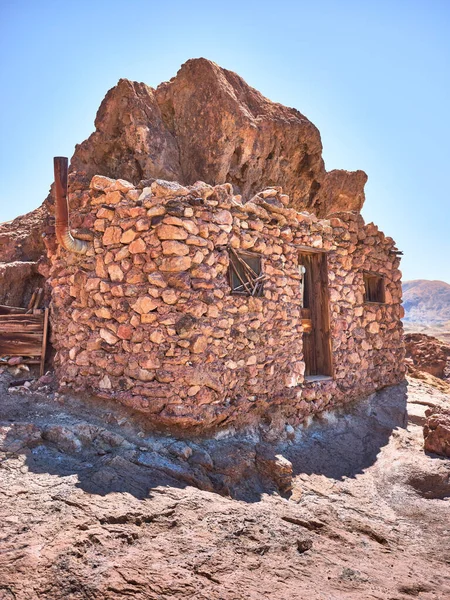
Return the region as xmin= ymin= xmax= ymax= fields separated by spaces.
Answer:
xmin=285 ymin=381 xmax=409 ymax=480
xmin=0 ymin=373 xmax=409 ymax=502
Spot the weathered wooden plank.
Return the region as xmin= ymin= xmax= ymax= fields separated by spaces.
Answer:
xmin=293 ymin=244 xmax=328 ymax=254
xmin=303 ymin=330 xmax=314 ymax=376
xmin=0 ymin=333 xmax=43 ymax=356
xmin=319 ymin=253 xmax=334 ymax=377
xmin=0 ymin=305 xmax=27 ymax=315
xmin=27 ymin=291 xmax=37 ymax=310
xmin=0 ymin=315 xmax=44 ymax=333
xmin=299 ymin=252 xmax=333 ymax=377
xmin=0 ymin=332 xmax=42 ymax=344
xmin=311 ymin=253 xmax=325 ymax=375
xmin=34 ymin=288 xmax=43 ymax=310
xmin=0 ymin=314 xmax=43 ymax=320
xmin=0 ymin=315 xmax=43 ymax=324
xmin=230 ymin=259 xmax=252 ymax=294
xmin=0 ymin=318 xmax=43 ymax=322
xmin=301 ymin=254 xmax=316 ymax=376
xmin=40 ymin=308 xmax=49 ymax=376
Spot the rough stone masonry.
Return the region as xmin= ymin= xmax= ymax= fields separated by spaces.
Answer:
xmin=48 ymin=173 xmax=405 ymax=433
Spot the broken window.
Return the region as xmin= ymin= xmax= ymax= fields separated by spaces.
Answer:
xmin=228 ymin=248 xmax=264 ymax=297
xmin=299 ymin=252 xmax=333 ymax=378
xmin=363 ymin=272 xmax=385 ymax=303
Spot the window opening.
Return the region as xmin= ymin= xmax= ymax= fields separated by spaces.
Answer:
xmin=229 ymin=248 xmax=264 ymax=297
xmin=363 ymin=272 xmax=385 ymax=303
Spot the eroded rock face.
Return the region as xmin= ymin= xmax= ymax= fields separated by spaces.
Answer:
xmin=0 ymin=206 xmax=48 ymax=306
xmin=71 ymin=58 xmax=367 ymax=215
xmin=314 ymin=169 xmax=368 ymax=216
xmin=71 ymin=79 xmax=182 ymax=185
xmin=0 ymin=261 xmax=43 ymax=307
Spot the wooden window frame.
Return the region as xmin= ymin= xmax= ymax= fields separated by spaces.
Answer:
xmin=363 ymin=271 xmax=386 ymax=304
xmin=228 ymin=248 xmax=265 ymax=297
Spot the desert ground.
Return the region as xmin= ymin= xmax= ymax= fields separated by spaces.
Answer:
xmin=1 ymin=367 xmax=449 ymax=600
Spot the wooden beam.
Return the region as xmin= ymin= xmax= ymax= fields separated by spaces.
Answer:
xmin=27 ymin=290 xmax=37 ymax=311
xmin=293 ymin=244 xmax=328 ymax=254
xmin=34 ymin=288 xmax=43 ymax=310
xmin=0 ymin=305 xmax=27 ymax=315
xmin=39 ymin=308 xmax=49 ymax=376
xmin=0 ymin=333 xmax=43 ymax=356
xmin=0 ymin=315 xmax=44 ymax=333
xmin=319 ymin=253 xmax=334 ymax=377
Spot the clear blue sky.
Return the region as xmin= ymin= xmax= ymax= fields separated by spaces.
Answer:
xmin=1 ymin=0 xmax=449 ymax=282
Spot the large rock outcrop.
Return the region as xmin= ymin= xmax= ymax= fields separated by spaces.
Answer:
xmin=71 ymin=58 xmax=367 ymax=216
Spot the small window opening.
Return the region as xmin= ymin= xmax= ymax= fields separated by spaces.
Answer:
xmin=363 ymin=272 xmax=385 ymax=303
xmin=229 ymin=248 xmax=264 ymax=297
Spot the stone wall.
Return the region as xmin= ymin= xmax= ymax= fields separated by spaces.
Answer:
xmin=48 ymin=175 xmax=405 ymax=433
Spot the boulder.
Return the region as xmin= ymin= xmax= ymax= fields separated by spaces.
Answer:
xmin=255 ymin=443 xmax=293 ymax=493
xmin=423 ymin=407 xmax=450 ymax=457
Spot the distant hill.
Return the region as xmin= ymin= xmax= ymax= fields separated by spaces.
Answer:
xmin=402 ymin=280 xmax=450 ymax=327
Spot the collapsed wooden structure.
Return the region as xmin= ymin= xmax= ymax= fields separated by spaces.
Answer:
xmin=0 ymin=288 xmax=49 ymax=376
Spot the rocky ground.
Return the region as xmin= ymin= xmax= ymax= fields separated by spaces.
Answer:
xmin=0 ymin=369 xmax=449 ymax=600
xmin=404 ymin=334 xmax=450 ymax=395
xmin=403 ymin=322 xmax=450 ymax=346
xmin=404 ymin=333 xmax=450 ymax=380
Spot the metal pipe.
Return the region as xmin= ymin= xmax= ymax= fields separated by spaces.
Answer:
xmin=53 ymin=156 xmax=90 ymax=254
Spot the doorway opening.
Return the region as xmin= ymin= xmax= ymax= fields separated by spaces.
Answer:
xmin=299 ymin=251 xmax=333 ymax=379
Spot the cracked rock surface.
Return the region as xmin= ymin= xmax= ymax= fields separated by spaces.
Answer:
xmin=0 ymin=371 xmax=449 ymax=599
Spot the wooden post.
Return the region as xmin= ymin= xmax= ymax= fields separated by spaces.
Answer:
xmin=39 ymin=308 xmax=49 ymax=377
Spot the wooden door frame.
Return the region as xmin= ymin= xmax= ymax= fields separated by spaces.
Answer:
xmin=299 ymin=250 xmax=334 ymax=378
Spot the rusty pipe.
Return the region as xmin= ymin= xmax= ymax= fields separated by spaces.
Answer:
xmin=53 ymin=156 xmax=90 ymax=254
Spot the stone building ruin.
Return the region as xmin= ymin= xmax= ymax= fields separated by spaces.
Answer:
xmin=1 ymin=59 xmax=406 ymax=433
